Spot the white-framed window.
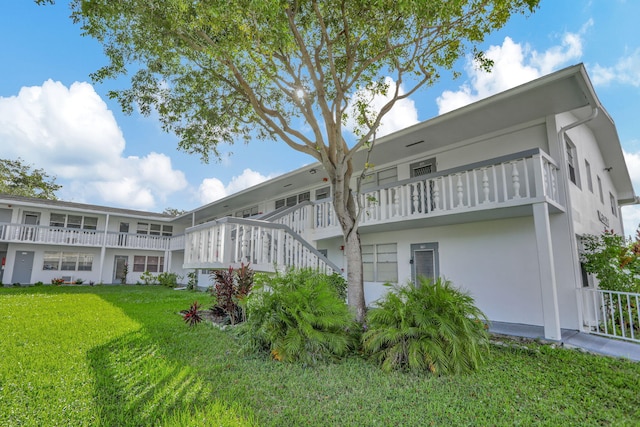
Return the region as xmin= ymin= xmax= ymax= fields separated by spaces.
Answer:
xmin=361 ymin=167 xmax=398 ymax=190
xmin=43 ymin=251 xmax=93 ymax=271
xmin=565 ymin=138 xmax=579 ymax=186
xmin=137 ymin=222 xmax=173 ymax=236
xmin=50 ymin=213 xmax=98 ymax=230
xmin=315 ymin=186 xmax=331 ymax=200
xmin=275 ymin=191 xmax=311 ymax=209
xmin=235 ymin=206 xmax=259 ymax=218
xmin=597 ymin=176 xmax=604 ymax=204
xmin=363 ymin=243 xmax=398 ymax=282
xmin=132 ymin=255 xmax=165 ymax=273
xmin=585 ymin=160 xmax=593 ymax=193
xmin=610 ymin=192 xmax=617 ymax=217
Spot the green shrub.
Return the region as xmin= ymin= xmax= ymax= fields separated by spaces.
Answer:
xmin=157 ymin=272 xmax=180 ymax=288
xmin=581 ymin=229 xmax=640 ymax=293
xmin=238 ymin=268 xmax=358 ymax=364
xmin=362 ymin=277 xmax=489 ymax=375
xmin=34 ymin=281 xmax=44 ymax=287
xmin=139 ymin=271 xmax=157 ymax=286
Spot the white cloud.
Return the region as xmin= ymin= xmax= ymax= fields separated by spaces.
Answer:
xmin=198 ymin=168 xmax=274 ymax=204
xmin=345 ymin=76 xmax=419 ymax=138
xmin=0 ymin=80 xmax=187 ymax=209
xmin=437 ymin=27 xmax=585 ymax=114
xmin=591 ymin=48 xmax=640 ymax=87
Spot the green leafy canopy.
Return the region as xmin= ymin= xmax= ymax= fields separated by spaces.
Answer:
xmin=0 ymin=158 xmax=61 ymax=200
xmin=66 ymin=0 xmax=540 ymax=170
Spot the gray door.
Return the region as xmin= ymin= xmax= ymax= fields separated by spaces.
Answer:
xmin=113 ymin=255 xmax=128 ymax=284
xmin=12 ymin=251 xmax=35 ymax=285
xmin=410 ymin=243 xmax=439 ymax=284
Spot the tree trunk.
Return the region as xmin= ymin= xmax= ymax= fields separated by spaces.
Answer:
xmin=344 ymin=227 xmax=366 ymax=322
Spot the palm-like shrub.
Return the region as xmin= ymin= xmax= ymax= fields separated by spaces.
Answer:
xmin=362 ymin=277 xmax=489 ymax=374
xmin=238 ymin=268 xmax=357 ymax=364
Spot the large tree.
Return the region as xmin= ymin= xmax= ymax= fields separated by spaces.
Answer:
xmin=0 ymin=158 xmax=61 ymax=200
xmin=58 ymin=0 xmax=539 ymax=321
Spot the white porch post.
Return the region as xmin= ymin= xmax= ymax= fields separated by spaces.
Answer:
xmin=98 ymin=213 xmax=109 ymax=282
xmin=533 ymin=202 xmax=561 ymax=340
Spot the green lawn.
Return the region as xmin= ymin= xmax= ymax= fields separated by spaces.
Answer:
xmin=1 ymin=285 xmax=639 ymax=426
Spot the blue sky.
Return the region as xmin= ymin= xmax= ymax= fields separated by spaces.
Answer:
xmin=1 ymin=1 xmax=639 ymax=235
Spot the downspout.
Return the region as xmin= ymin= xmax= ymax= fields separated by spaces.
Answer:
xmin=556 ymin=106 xmax=599 ymax=330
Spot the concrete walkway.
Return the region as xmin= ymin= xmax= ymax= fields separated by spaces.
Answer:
xmin=489 ymin=321 xmax=640 ymax=362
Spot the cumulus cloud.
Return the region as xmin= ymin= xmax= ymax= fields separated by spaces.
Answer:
xmin=437 ymin=26 xmax=586 ymax=114
xmin=345 ymin=76 xmax=419 ymax=138
xmin=0 ymin=80 xmax=187 ymax=209
xmin=198 ymin=168 xmax=275 ymax=204
xmin=591 ymin=48 xmax=640 ymax=87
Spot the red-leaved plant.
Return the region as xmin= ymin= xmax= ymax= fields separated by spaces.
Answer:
xmin=210 ymin=263 xmax=254 ymax=324
xmin=182 ymin=301 xmax=203 ymax=327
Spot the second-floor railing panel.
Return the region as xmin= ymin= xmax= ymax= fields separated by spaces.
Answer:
xmin=309 ymin=149 xmax=561 ymax=232
xmin=0 ymin=222 xmax=184 ymax=251
xmin=0 ymin=223 xmax=103 ymax=246
xmin=103 ymin=232 xmax=171 ymax=250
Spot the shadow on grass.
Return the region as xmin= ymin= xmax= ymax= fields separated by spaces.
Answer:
xmin=1 ymin=285 xmax=257 ymax=426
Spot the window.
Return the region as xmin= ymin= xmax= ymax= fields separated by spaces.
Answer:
xmin=315 ymin=186 xmax=331 ymax=200
xmin=137 ymin=222 xmax=173 ymax=236
xmin=49 ymin=213 xmax=98 ymax=230
xmin=597 ymin=176 xmax=604 ymax=203
xmin=610 ymin=192 xmax=617 ymax=217
xmin=585 ymin=160 xmax=593 ymax=192
xmin=43 ymin=251 xmax=93 ymax=271
xmin=43 ymin=251 xmax=60 ymax=270
xmin=132 ymin=255 xmax=165 ymax=273
xmin=275 ymin=191 xmax=311 ymax=209
xmin=565 ymin=139 xmax=578 ymax=186
xmin=361 ymin=167 xmax=398 ymax=190
xmin=235 ymin=206 xmax=259 ymax=218
xmin=363 ymin=243 xmax=398 ymax=282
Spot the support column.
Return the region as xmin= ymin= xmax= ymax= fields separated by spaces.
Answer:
xmin=533 ymin=202 xmax=561 ymax=340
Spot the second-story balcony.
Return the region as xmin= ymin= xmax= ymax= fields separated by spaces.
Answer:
xmin=0 ymin=224 xmax=185 ymax=251
xmin=273 ymin=148 xmax=564 ymax=240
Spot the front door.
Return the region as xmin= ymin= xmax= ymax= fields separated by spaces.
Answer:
xmin=12 ymin=251 xmax=35 ymax=285
xmin=410 ymin=243 xmax=439 ymax=284
xmin=113 ymin=255 xmax=128 ymax=284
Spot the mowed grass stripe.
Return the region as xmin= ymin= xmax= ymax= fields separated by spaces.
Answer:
xmin=0 ymin=287 xmax=256 ymax=427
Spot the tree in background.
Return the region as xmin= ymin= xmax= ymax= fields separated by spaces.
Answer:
xmin=0 ymin=158 xmax=61 ymax=200
xmin=163 ymin=207 xmax=188 ymax=217
xmin=48 ymin=0 xmax=539 ymax=321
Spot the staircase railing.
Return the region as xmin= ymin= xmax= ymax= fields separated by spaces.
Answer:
xmin=183 ymin=216 xmax=339 ymax=274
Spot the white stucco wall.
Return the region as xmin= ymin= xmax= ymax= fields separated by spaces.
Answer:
xmin=355 ymin=217 xmax=556 ymax=328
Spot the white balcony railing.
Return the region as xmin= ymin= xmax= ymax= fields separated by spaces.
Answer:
xmin=0 ymin=223 xmax=183 ymax=251
xmin=277 ymin=149 xmax=562 ymax=236
xmin=184 ymin=217 xmax=338 ymax=274
xmin=582 ymin=288 xmax=640 ymax=343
